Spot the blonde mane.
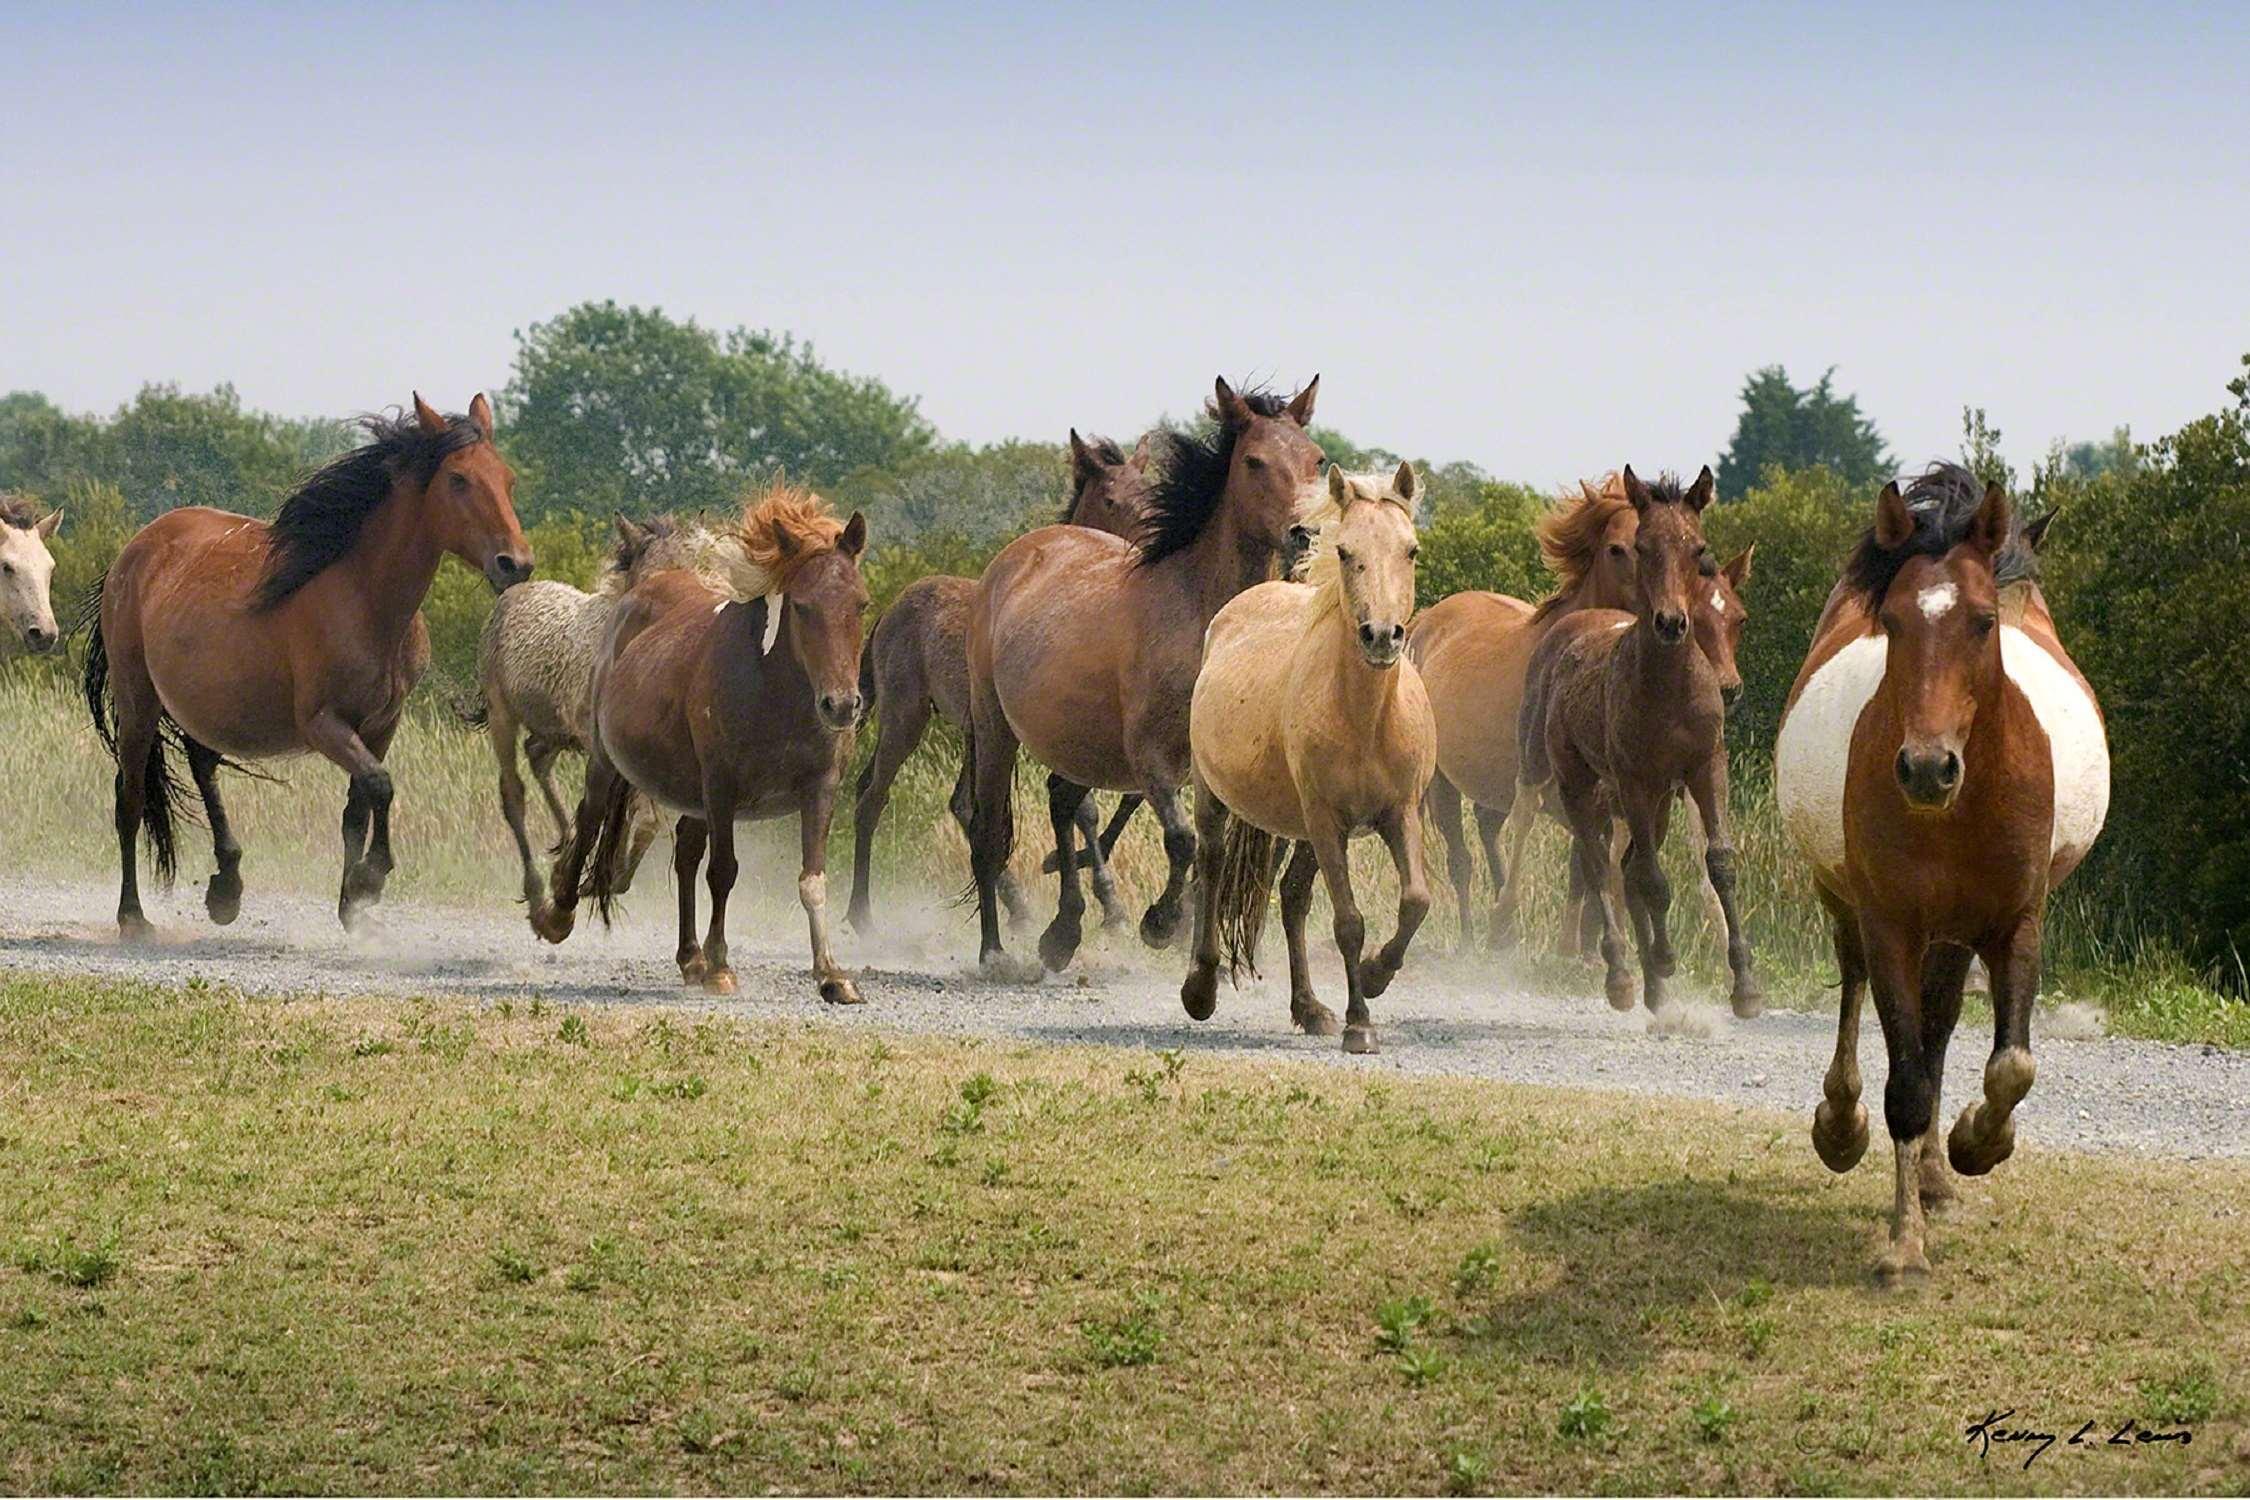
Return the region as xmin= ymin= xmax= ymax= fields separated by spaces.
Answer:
xmin=594 ymin=514 xmax=749 ymax=599
xmin=1528 ymin=472 xmax=1631 ymax=621
xmin=724 ymin=483 xmax=847 ymax=600
xmin=1302 ymin=469 xmax=1416 ymax=616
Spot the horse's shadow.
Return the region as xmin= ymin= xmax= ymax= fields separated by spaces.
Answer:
xmin=1468 ymin=1176 xmax=1869 ymax=1370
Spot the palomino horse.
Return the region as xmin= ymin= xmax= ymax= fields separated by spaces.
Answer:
xmin=84 ymin=395 xmax=531 ymax=934
xmin=1776 ymin=465 xmax=2099 ymax=1286
xmin=0 ymin=495 xmax=64 ymax=655
xmin=470 ymin=514 xmax=742 ymax=911
xmin=1517 ymin=467 xmax=1762 ymax=1015
xmin=1182 ymin=463 xmax=1435 ymax=1053
xmin=966 ymin=377 xmax=1322 ymax=974
xmin=846 ymin=430 xmax=1152 ymax=938
xmin=533 ymin=486 xmax=871 ymax=1005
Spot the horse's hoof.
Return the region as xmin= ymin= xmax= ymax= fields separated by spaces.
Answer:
xmin=1181 ymin=966 xmax=1219 ymax=1021
xmin=1359 ymin=957 xmax=1399 ymax=999
xmin=1811 ymin=1099 xmax=1869 ymax=1173
xmin=1341 ymin=1024 xmax=1380 ymax=1056
xmin=1487 ymin=911 xmax=1520 ymax=951
xmin=979 ymin=951 xmax=1044 ymax=985
xmin=1947 ymin=1105 xmax=2015 ymax=1177
xmin=703 ymin=967 xmax=738 ymax=996
xmin=117 ymin=912 xmax=156 ymax=944
xmin=1730 ymin=976 xmax=1766 ymax=1019
xmin=529 ymin=904 xmax=575 ymax=944
xmin=1605 ymin=973 xmax=1637 ymax=1011
xmin=819 ymin=974 xmax=864 ymax=1006
xmin=845 ymin=905 xmax=874 ymax=940
xmin=1038 ymin=916 xmax=1082 ymax=973
xmin=1873 ymin=1241 xmax=1931 ymax=1290
xmin=679 ymin=954 xmax=708 ymax=985
xmin=1099 ymin=902 xmax=1132 ymax=932
xmin=206 ymin=872 xmax=242 ymax=926
xmin=1292 ymin=998 xmax=1340 ymax=1037
xmin=1138 ymin=903 xmax=1182 ymax=951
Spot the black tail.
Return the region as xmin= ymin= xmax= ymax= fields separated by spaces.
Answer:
xmin=80 ymin=571 xmax=183 ymax=889
xmin=1210 ymin=807 xmax=1282 ymax=981
xmin=582 ymin=770 xmax=639 ymax=927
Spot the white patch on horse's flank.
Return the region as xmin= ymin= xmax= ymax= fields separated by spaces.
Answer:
xmin=761 ymin=592 xmax=785 ymax=655
xmin=1775 ymin=633 xmax=1887 ymax=878
xmin=2001 ymin=625 xmax=2110 ymax=864
xmin=1917 ymin=582 xmax=1958 ymax=620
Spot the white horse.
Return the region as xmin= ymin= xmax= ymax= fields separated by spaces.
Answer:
xmin=0 ymin=495 xmax=63 ymax=656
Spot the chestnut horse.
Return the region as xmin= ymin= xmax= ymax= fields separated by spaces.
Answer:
xmin=533 ymin=486 xmax=871 ymax=1005
xmin=1776 ymin=466 xmax=2099 ymax=1286
xmin=1 ymin=495 xmax=64 ymax=656
xmin=1183 ymin=463 xmax=1434 ymax=1053
xmin=965 ymin=377 xmax=1322 ymax=974
xmin=83 ymin=394 xmax=530 ymax=934
xmin=1517 ymin=467 xmax=1762 ymax=1015
xmin=846 ymin=430 xmax=1152 ymax=937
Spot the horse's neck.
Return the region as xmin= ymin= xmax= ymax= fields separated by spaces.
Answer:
xmin=1310 ymin=596 xmax=1405 ymax=728
xmin=339 ymin=484 xmax=447 ymax=640
xmin=1162 ymin=504 xmax=1274 ymax=623
xmin=1619 ymin=620 xmax=1700 ymax=701
xmin=1062 ymin=483 xmax=1103 ymax=529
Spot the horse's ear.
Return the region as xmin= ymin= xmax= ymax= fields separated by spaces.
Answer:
xmin=1127 ymin=432 xmax=1152 ymax=473
xmin=1684 ymin=465 xmax=1716 ymax=513
xmin=1327 ymin=465 xmax=1350 ymax=503
xmin=1621 ymin=465 xmax=1654 ymax=513
xmin=1067 ymin=428 xmax=1099 ymax=488
xmin=412 ymin=392 xmax=447 ymax=434
xmin=1723 ymin=544 xmax=1754 ymax=592
xmin=1213 ymin=376 xmax=1254 ymax=429
xmin=614 ymin=513 xmax=647 ymax=550
xmin=770 ymin=521 xmax=798 ymax=559
xmin=468 ymin=392 xmax=496 ymax=439
xmin=35 ymin=508 xmax=62 ymax=540
xmin=839 ymin=510 xmax=868 ymax=559
xmin=1874 ymin=482 xmax=1912 ymax=548
xmin=2022 ymin=506 xmax=2059 ymax=553
xmin=1393 ymin=460 xmax=1418 ymax=504
xmin=1971 ymin=481 xmax=2011 ymax=555
xmin=1284 ymin=375 xmax=1320 ymax=426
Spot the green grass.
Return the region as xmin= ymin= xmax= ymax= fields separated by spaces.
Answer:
xmin=2 ymin=971 xmax=2245 ymax=1494
xmin=2 ymin=667 xmax=2241 ymax=1046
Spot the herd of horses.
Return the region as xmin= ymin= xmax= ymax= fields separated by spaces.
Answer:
xmin=0 ymin=377 xmax=2111 ymax=1285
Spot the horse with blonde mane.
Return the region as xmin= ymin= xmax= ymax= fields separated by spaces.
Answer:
xmin=0 ymin=495 xmax=64 ymax=656
xmin=1181 ymin=463 xmax=1435 ymax=1054
xmin=532 ymin=484 xmax=871 ymax=1006
xmin=469 ymin=513 xmax=743 ymax=912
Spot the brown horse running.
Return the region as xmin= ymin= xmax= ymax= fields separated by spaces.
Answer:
xmin=846 ymin=430 xmax=1152 ymax=937
xmin=1775 ymin=466 xmax=2099 ymax=1285
xmin=533 ymin=486 xmax=871 ymax=1005
xmin=1517 ymin=467 xmax=1762 ymax=1015
xmin=84 ymin=394 xmax=531 ymax=934
xmin=966 ymin=377 xmax=1322 ymax=974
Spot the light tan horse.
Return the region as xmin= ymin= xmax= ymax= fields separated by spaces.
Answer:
xmin=0 ymin=495 xmax=64 ymax=656
xmin=1182 ymin=463 xmax=1435 ymax=1054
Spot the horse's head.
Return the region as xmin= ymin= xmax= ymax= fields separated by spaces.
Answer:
xmin=0 ymin=498 xmax=62 ymax=655
xmin=413 ymin=392 xmax=532 ymax=592
xmin=1320 ymin=462 xmax=1420 ymax=669
xmin=1694 ymin=545 xmax=1754 ymax=708
xmin=1622 ymin=465 xmax=1716 ymax=648
xmin=1215 ymin=375 xmax=1325 ymax=552
xmin=1866 ymin=476 xmax=2012 ymax=811
xmin=1066 ymin=430 xmax=1153 ymax=539
xmin=764 ymin=506 xmax=870 ymax=732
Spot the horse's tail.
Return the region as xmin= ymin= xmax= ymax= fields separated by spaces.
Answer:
xmin=1209 ymin=804 xmax=1280 ymax=981
xmin=581 ymin=770 xmax=639 ymax=927
xmin=79 ymin=570 xmax=183 ymax=888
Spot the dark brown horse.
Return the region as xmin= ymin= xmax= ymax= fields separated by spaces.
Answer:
xmin=84 ymin=394 xmax=531 ymax=934
xmin=533 ymin=485 xmax=871 ymax=1004
xmin=1517 ymin=466 xmax=1761 ymax=1015
xmin=966 ymin=377 xmax=1322 ymax=974
xmin=846 ymin=430 xmax=1152 ymax=937
xmin=1776 ymin=466 xmax=2099 ymax=1285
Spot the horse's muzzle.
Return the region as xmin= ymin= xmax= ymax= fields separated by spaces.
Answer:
xmin=1895 ymin=745 xmax=1963 ymax=809
xmin=485 ymin=554 xmax=534 ymax=592
xmin=818 ymin=692 xmax=862 ymax=731
xmin=17 ymin=622 xmax=57 ymax=655
xmin=1358 ymin=621 xmax=1405 ymax=668
xmin=1651 ymin=610 xmax=1689 ymax=645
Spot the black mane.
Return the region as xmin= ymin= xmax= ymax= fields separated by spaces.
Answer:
xmin=1137 ymin=389 xmax=1292 ymax=566
xmin=1842 ymin=462 xmax=2038 ymax=609
xmin=253 ymin=410 xmax=486 ymax=610
xmin=1057 ymin=433 xmax=1128 ymax=524
xmin=1640 ymin=471 xmax=1690 ymax=506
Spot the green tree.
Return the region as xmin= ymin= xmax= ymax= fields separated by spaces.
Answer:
xmin=502 ymin=301 xmax=936 ymax=523
xmin=1714 ymin=365 xmax=1890 ymax=501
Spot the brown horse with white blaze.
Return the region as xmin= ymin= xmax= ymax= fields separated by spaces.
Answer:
xmin=1776 ymin=465 xmax=2102 ymax=1286
xmin=965 ymin=377 xmax=1323 ymax=975
xmin=84 ymin=394 xmax=531 ymax=934
xmin=533 ymin=486 xmax=871 ymax=1005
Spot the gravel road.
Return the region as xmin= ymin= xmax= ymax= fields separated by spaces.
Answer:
xmin=4 ymin=876 xmax=2243 ymax=1162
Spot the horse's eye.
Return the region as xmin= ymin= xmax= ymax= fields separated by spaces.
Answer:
xmin=449 ymin=472 xmax=469 ymax=494
xmin=1974 ymin=613 xmax=1997 ymax=635
xmin=1406 ymin=546 xmax=1419 ymax=561
xmin=1335 ymin=547 xmax=1353 ymax=564
xmin=1243 ymin=454 xmax=1266 ymax=471
xmin=1609 ymin=543 xmax=1627 ymax=558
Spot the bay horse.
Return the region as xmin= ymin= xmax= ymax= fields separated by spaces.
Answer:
xmin=965 ymin=377 xmax=1322 ymax=975
xmin=1775 ymin=465 xmax=2099 ymax=1286
xmin=0 ymin=495 xmax=64 ymax=655
xmin=83 ymin=394 xmax=531 ymax=935
xmin=1182 ymin=463 xmax=1435 ymax=1054
xmin=846 ymin=430 xmax=1152 ymax=938
xmin=532 ymin=485 xmax=871 ymax=1005
xmin=470 ymin=514 xmax=742 ymax=912
xmin=1517 ymin=466 xmax=1762 ymax=1016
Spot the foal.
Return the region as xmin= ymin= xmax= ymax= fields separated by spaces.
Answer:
xmin=1518 ymin=467 xmax=1761 ymax=1015
xmin=1776 ymin=467 xmax=2101 ymax=1285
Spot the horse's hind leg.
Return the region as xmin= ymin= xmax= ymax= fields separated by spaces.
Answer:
xmin=849 ymin=683 xmax=937 ymax=937
xmin=1914 ymin=943 xmax=1972 ymax=1212
xmin=671 ymin=816 xmax=709 ymax=983
xmin=1811 ymin=894 xmax=1871 ymax=1172
xmin=185 ymin=738 xmax=243 ymax=925
xmin=614 ymin=794 xmax=660 ymax=896
xmin=1179 ymin=778 xmax=1229 ymax=1021
xmin=697 ymin=787 xmax=742 ymax=995
xmin=1360 ymin=800 xmax=1432 ymax=1001
xmin=1488 ymin=792 xmax=1539 ymax=949
xmin=1080 ymin=796 xmax=1129 ymax=928
xmin=1277 ymin=842 xmax=1335 ymax=1035
xmin=1950 ymin=910 xmax=2041 ymax=1179
xmin=1427 ymin=774 xmax=1477 ymax=950
xmin=1038 ymin=773 xmax=1092 ymax=972
xmin=952 ymin=753 xmax=1034 ymax=934
xmin=525 ymin=735 xmax=574 ymax=846
xmin=487 ymin=697 xmax=544 ymax=908
xmin=964 ymin=683 xmax=1025 ymax=975
xmin=107 ymin=672 xmax=163 ymax=942
xmin=1137 ymin=784 xmax=1195 ymax=951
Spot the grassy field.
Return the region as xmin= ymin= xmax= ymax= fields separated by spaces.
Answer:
xmin=1 ymin=971 xmax=2243 ymax=1495
xmin=2 ymin=668 xmax=2242 ymax=1049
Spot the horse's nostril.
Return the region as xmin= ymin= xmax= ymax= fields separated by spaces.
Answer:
xmin=1896 ymin=749 xmax=1915 ymax=786
xmin=1388 ymin=624 xmax=1405 ymax=643
xmin=1359 ymin=623 xmax=1377 ymax=644
xmin=1939 ymin=752 xmax=1962 ymax=787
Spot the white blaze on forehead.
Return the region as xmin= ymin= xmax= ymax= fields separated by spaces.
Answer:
xmin=1917 ymin=582 xmax=1959 ymax=620
xmin=1710 ymin=587 xmax=1726 ymax=613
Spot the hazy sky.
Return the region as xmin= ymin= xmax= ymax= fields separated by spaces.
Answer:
xmin=6 ymin=2 xmax=2246 ymax=486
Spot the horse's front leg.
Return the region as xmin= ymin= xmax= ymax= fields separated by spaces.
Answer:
xmin=1079 ymin=796 xmax=1130 ymax=928
xmin=697 ymin=782 xmax=741 ymax=995
xmin=1137 ymin=784 xmax=1195 ymax=950
xmin=1616 ymin=788 xmax=1676 ymax=1012
xmin=1179 ymin=777 xmax=1229 ymax=1020
xmin=1360 ymin=800 xmax=1432 ymax=1000
xmin=1039 ymin=772 xmax=1092 ymax=971
xmin=1950 ymin=908 xmax=2042 ymax=1178
xmin=303 ymin=707 xmax=391 ymax=931
xmin=184 ymin=738 xmax=243 ymax=926
xmin=800 ymin=775 xmax=862 ymax=1004
xmin=1811 ymin=894 xmax=1871 ymax=1172
xmin=1863 ymin=917 xmax=1935 ymax=1288
xmin=1685 ymin=752 xmax=1762 ymax=1016
xmin=1307 ymin=818 xmax=1376 ymax=1054
xmin=672 ymin=816 xmax=708 ymax=983
xmin=1276 ymin=841 xmax=1334 ymax=1035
